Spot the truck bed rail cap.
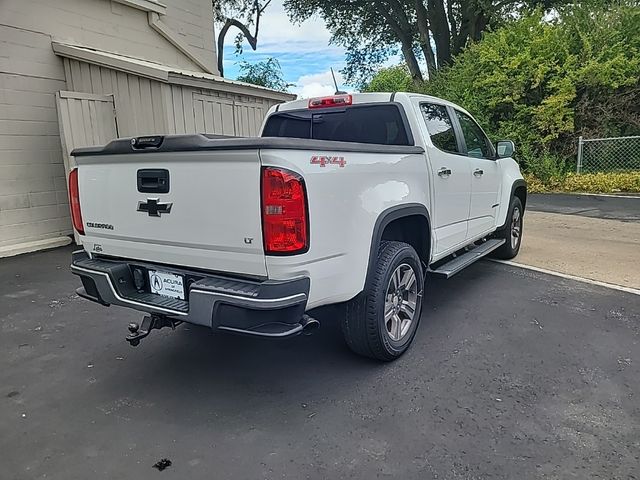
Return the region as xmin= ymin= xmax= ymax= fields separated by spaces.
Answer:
xmin=71 ymin=134 xmax=425 ymax=157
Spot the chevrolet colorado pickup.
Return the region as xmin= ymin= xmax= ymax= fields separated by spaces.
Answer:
xmin=69 ymin=92 xmax=526 ymax=361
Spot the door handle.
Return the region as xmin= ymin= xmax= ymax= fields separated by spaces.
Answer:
xmin=438 ymin=167 xmax=452 ymax=177
xmin=473 ymin=168 xmax=484 ymax=177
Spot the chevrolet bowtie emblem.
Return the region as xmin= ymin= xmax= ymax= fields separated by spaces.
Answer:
xmin=137 ymin=198 xmax=173 ymax=217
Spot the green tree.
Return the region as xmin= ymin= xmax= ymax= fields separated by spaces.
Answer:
xmin=363 ymin=65 xmax=414 ymax=92
xmin=284 ymin=0 xmax=539 ymax=86
xmin=421 ymin=4 xmax=640 ymax=173
xmin=236 ymin=58 xmax=293 ymax=92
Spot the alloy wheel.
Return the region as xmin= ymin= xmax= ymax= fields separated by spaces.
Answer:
xmin=384 ymin=263 xmax=419 ymax=341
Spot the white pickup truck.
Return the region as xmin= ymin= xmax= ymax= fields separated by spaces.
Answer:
xmin=70 ymin=92 xmax=526 ymax=360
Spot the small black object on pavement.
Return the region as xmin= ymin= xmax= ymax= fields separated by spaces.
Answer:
xmin=153 ymin=458 xmax=172 ymax=471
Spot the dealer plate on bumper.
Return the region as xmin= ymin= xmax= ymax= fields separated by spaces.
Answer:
xmin=148 ymin=270 xmax=185 ymax=300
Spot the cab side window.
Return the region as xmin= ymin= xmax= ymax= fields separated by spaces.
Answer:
xmin=420 ymin=103 xmax=459 ymax=154
xmin=454 ymin=110 xmax=494 ymax=159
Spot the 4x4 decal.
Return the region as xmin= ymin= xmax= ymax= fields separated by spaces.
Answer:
xmin=310 ymin=155 xmax=346 ymax=168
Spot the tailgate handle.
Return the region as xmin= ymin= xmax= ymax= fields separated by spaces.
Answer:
xmin=137 ymin=169 xmax=170 ymax=193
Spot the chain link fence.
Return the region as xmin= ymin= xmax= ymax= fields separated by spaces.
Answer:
xmin=577 ymin=135 xmax=640 ymax=173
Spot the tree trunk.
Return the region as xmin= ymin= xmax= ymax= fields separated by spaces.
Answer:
xmin=401 ymin=41 xmax=424 ymax=85
xmin=414 ymin=0 xmax=437 ymax=78
xmin=378 ymin=4 xmax=424 ymax=83
xmin=427 ymin=0 xmax=452 ymax=67
xmin=470 ymin=12 xmax=488 ymax=42
xmin=420 ymin=42 xmax=437 ymax=79
xmin=217 ymin=18 xmax=259 ymax=77
xmin=216 ymin=0 xmax=271 ymax=77
xmin=447 ymin=0 xmax=458 ymax=52
xmin=453 ymin=0 xmax=486 ymax=54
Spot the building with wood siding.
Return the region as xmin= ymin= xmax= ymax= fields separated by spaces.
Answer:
xmin=0 ymin=0 xmax=294 ymax=257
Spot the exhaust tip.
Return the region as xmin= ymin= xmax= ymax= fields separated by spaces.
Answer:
xmin=301 ymin=314 xmax=320 ymax=335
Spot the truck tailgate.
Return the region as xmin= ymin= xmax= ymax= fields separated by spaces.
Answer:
xmin=76 ymin=150 xmax=266 ymax=277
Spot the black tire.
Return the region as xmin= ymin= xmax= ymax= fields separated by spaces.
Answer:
xmin=492 ymin=196 xmax=523 ymax=260
xmin=342 ymin=241 xmax=424 ymax=361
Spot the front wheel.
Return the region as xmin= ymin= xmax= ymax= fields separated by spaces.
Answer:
xmin=492 ymin=196 xmax=523 ymax=260
xmin=342 ymin=241 xmax=424 ymax=361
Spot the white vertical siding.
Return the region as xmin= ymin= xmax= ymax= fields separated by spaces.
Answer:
xmin=55 ymin=93 xmax=118 ymax=159
xmin=193 ymin=94 xmax=235 ymax=135
xmin=0 ymin=25 xmax=71 ymax=249
xmin=2 ymin=0 xmax=215 ymax=73
xmin=162 ymin=0 xmax=218 ymax=74
xmin=191 ymin=92 xmax=277 ymax=136
xmin=0 ymin=0 xmax=284 ymax=253
xmin=63 ymin=59 xmax=170 ymax=136
xmin=55 ymin=91 xmax=118 ymax=244
xmin=64 ymin=58 xmax=280 ymax=138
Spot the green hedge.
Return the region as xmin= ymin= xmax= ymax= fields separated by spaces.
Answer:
xmin=525 ymin=171 xmax=640 ymax=194
xmin=422 ymin=5 xmax=640 ymax=173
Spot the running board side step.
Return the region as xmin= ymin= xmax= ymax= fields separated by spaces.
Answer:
xmin=429 ymin=239 xmax=506 ymax=278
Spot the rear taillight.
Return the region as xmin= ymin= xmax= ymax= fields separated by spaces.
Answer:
xmin=261 ymin=167 xmax=308 ymax=254
xmin=68 ymin=168 xmax=84 ymax=235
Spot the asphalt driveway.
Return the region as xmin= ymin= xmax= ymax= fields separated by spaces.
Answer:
xmin=1 ymin=246 xmax=639 ymax=479
xmin=518 ymin=193 xmax=640 ymax=290
xmin=528 ymin=193 xmax=640 ymax=222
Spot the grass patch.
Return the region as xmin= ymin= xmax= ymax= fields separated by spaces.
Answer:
xmin=524 ymin=171 xmax=640 ymax=194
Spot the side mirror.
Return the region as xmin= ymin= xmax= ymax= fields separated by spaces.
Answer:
xmin=496 ymin=140 xmax=515 ymax=158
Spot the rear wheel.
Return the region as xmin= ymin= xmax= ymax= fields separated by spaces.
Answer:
xmin=342 ymin=241 xmax=424 ymax=361
xmin=492 ymin=196 xmax=523 ymax=260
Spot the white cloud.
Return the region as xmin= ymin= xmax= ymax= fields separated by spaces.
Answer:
xmin=219 ymin=1 xmax=350 ymax=88
xmin=292 ymin=82 xmax=334 ymax=99
xmin=254 ymin=4 xmax=332 ymax=47
xmin=217 ymin=2 xmax=336 ymax=53
xmin=297 ymin=70 xmax=343 ymax=86
xmin=291 ymin=69 xmax=348 ymax=98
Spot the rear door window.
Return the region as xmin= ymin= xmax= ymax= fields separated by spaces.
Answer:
xmin=419 ymin=103 xmax=459 ymax=153
xmin=262 ymin=104 xmax=411 ymax=145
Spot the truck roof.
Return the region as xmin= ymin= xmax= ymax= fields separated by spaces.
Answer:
xmin=276 ymin=92 xmax=462 ymax=112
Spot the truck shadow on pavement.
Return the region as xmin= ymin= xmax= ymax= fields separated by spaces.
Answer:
xmin=92 ymin=271 xmax=481 ymax=412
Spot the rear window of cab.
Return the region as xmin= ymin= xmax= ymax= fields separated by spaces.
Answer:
xmin=262 ymin=104 xmax=412 ymax=146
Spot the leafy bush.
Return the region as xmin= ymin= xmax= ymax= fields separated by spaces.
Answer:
xmin=563 ymin=171 xmax=640 ymax=193
xmin=524 ymin=171 xmax=640 ymax=193
xmin=522 ymin=174 xmax=550 ymax=193
xmin=518 ymin=146 xmax=570 ymax=183
xmin=418 ymin=4 xmax=640 ymax=170
xmin=363 ymin=65 xmax=413 ymax=93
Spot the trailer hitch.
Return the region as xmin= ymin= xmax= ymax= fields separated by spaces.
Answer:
xmin=126 ymin=314 xmax=183 ymax=347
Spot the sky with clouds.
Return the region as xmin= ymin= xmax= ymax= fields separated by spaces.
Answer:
xmin=219 ymin=1 xmax=349 ymax=98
